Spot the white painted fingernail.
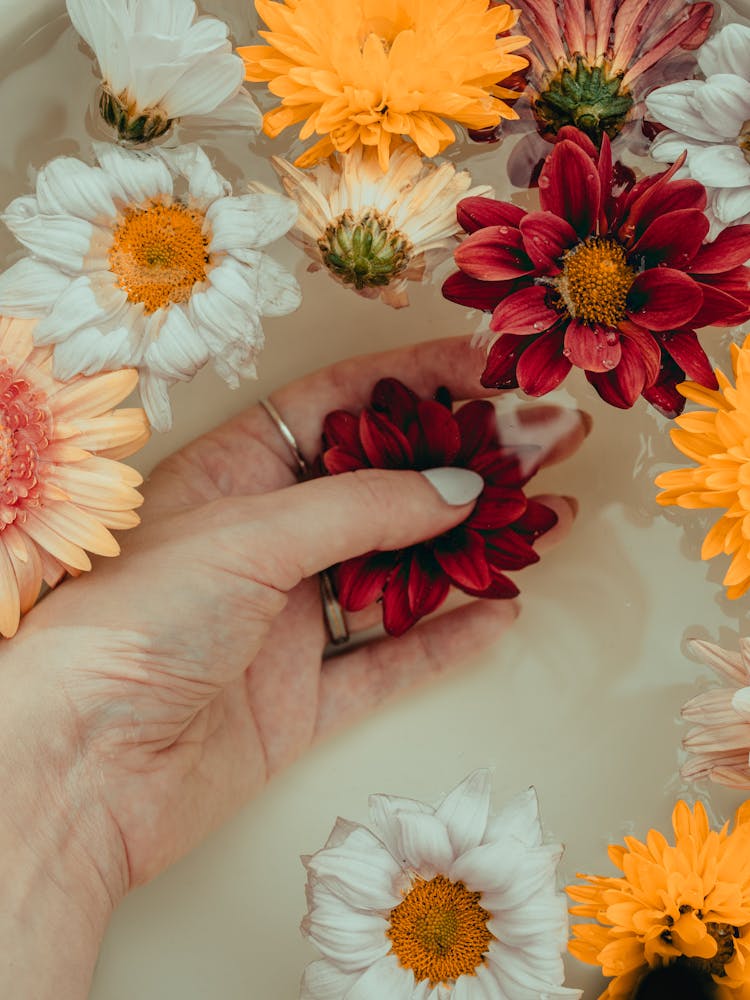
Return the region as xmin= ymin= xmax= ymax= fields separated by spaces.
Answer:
xmin=732 ymin=687 xmax=750 ymax=718
xmin=420 ymin=467 xmax=484 ymax=505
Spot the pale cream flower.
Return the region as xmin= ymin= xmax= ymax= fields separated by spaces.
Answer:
xmin=271 ymin=145 xmax=492 ymax=308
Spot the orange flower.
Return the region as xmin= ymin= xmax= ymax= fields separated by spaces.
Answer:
xmin=0 ymin=316 xmax=149 ymax=637
xmin=239 ymin=0 xmax=529 ymax=169
xmin=568 ymin=800 xmax=750 ymax=999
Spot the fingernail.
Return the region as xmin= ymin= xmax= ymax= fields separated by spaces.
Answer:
xmin=732 ymin=687 xmax=750 ymax=717
xmin=580 ymin=411 xmax=593 ymax=436
xmin=421 ymin=467 xmax=484 ymax=506
xmin=562 ymin=495 xmax=579 ymax=516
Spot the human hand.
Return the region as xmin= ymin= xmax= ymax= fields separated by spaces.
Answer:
xmin=0 ymin=337 xmax=588 ymax=998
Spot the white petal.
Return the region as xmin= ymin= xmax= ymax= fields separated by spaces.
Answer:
xmin=344 ymin=954 xmax=414 ymax=1000
xmin=369 ymin=794 xmax=435 ymax=860
xmin=303 ymin=882 xmax=390 ymax=971
xmin=52 ymin=322 xmax=135 ymax=379
xmin=715 ymin=186 xmax=750 ymax=225
xmin=142 ymin=304 xmax=210 ymax=380
xmin=126 ymin=34 xmax=191 ymax=109
xmin=66 ymin=0 xmax=130 ymax=93
xmin=453 ymin=964 xmax=504 ymax=1000
xmin=694 ymin=74 xmax=750 ymax=138
xmin=94 ymin=142 xmax=174 ymax=205
xmin=688 ymin=145 xmax=750 ymax=189
xmin=130 ymin=0 xmax=196 ymax=37
xmin=305 ymin=822 xmax=402 ymax=911
xmin=300 ymin=960 xmax=359 ymax=1000
xmin=189 ymin=89 xmax=262 ymax=131
xmin=699 ymin=23 xmax=750 ymax=78
xmin=435 ymin=770 xmax=492 ymax=857
xmin=3 ymin=195 xmax=94 ymax=271
xmin=394 ymin=811 xmax=455 ymax=874
xmin=227 ymin=249 xmax=301 ymax=317
xmin=162 ymin=53 xmax=244 ymax=117
xmin=207 ymin=192 xmax=298 ymax=251
xmin=35 ymin=275 xmax=127 ymax=344
xmin=648 ymin=131 xmax=711 ymax=166
xmin=483 ymin=788 xmax=542 ymax=849
xmin=139 ymin=369 xmax=174 ymax=432
xmin=0 ymin=258 xmax=70 ymax=316
xmin=476 ymin=845 xmax=563 ymax=910
xmin=645 ymin=82 xmax=730 ymax=142
xmin=159 ymin=143 xmax=231 ymax=205
xmin=189 ymin=261 xmax=263 ymax=349
xmin=487 ymin=941 xmax=580 ymax=999
xmin=36 ymin=157 xmax=118 ymax=222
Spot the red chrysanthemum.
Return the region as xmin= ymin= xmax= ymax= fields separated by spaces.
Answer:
xmin=443 ymin=126 xmax=750 ymax=417
xmin=318 ymin=378 xmax=558 ymax=636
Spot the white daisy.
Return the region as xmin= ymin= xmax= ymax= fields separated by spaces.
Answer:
xmin=300 ymin=771 xmax=581 ymax=1000
xmin=270 ymin=145 xmax=493 ymax=309
xmin=0 ymin=143 xmax=301 ymax=431
xmin=67 ymin=0 xmax=261 ymax=142
xmin=646 ymin=23 xmax=750 ymax=236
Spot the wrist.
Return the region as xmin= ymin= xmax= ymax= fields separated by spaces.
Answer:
xmin=0 ymin=628 xmax=127 ymax=998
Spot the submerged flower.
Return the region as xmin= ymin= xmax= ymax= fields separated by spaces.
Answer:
xmin=647 ymin=24 xmax=750 ymax=238
xmin=655 ymin=334 xmax=750 ymax=597
xmin=0 ymin=316 xmax=148 ymax=638
xmin=238 ymin=0 xmax=529 ymax=170
xmin=568 ymin=799 xmax=750 ymax=999
xmin=444 ymin=127 xmax=750 ymax=416
xmin=67 ymin=0 xmax=261 ymax=143
xmin=681 ymin=637 xmax=750 ymax=789
xmin=301 ymin=770 xmax=580 ymax=999
xmin=0 ymin=143 xmax=301 ymax=432
xmin=318 ymin=377 xmax=558 ymax=636
xmin=518 ymin=0 xmax=712 ymax=147
xmin=270 ymin=145 xmax=492 ymax=308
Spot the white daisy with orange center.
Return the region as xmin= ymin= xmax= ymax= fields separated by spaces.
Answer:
xmin=0 ymin=316 xmax=149 ymax=638
xmin=0 ymin=143 xmax=301 ymax=431
xmin=67 ymin=0 xmax=261 ymax=143
xmin=300 ymin=771 xmax=580 ymax=999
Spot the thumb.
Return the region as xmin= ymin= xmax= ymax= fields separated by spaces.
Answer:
xmin=241 ymin=467 xmax=484 ymax=589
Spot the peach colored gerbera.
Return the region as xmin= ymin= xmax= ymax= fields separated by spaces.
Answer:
xmin=238 ymin=0 xmax=529 ymax=170
xmin=0 ymin=316 xmax=149 ymax=637
xmin=655 ymin=331 xmax=750 ymax=599
xmin=568 ymin=800 xmax=750 ymax=999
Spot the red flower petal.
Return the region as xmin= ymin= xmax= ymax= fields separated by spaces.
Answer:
xmin=514 ymin=499 xmax=559 ymax=539
xmin=631 ymin=209 xmax=709 ymax=268
xmin=619 ymin=178 xmax=707 ymax=246
xmin=481 ymin=334 xmax=526 ymax=389
xmin=335 ymin=551 xmax=397 ymax=611
xmin=484 ymin=529 xmax=540 ymax=571
xmin=411 ymin=400 xmax=461 ymax=466
xmin=408 ymin=552 xmax=450 ymax=618
xmin=555 ymin=126 xmax=598 ymax=159
xmin=382 ymin=560 xmax=419 ymax=637
xmin=585 ymin=335 xmax=648 ymax=408
xmin=626 ymin=268 xmax=703 ymax=331
xmin=323 ymin=409 xmax=365 ymax=455
xmin=442 ymin=271 xmax=519 ymax=311
xmin=467 ymin=486 xmax=528 ymax=531
xmin=455 ymin=226 xmax=534 ymax=281
xmin=359 ymin=409 xmax=414 ymax=468
xmin=538 ymin=139 xmax=600 ymax=238
xmin=563 ymin=320 xmax=622 ymax=373
xmin=491 ymin=285 xmax=560 ymax=335
xmin=640 ymin=352 xmax=688 ymax=419
xmin=459 ymin=572 xmax=520 ymax=600
xmin=658 ymin=328 xmax=717 ymax=388
xmin=454 ymin=399 xmax=499 ymax=460
xmin=434 ymin=528 xmax=492 ymax=591
xmin=457 ymin=197 xmax=526 ymax=234
xmin=519 ymin=211 xmax=578 ymax=272
xmin=618 ymin=320 xmax=661 ymax=387
xmin=690 ymin=225 xmax=750 ymax=274
xmin=471 ymin=447 xmax=532 ymax=487
xmin=371 ymin=378 xmax=419 ymax=424
xmin=324 ymin=446 xmax=368 ymax=474
xmin=516 ymin=327 xmax=572 ymax=395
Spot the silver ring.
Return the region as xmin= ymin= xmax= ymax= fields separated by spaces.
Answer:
xmin=259 ymin=397 xmax=350 ymax=646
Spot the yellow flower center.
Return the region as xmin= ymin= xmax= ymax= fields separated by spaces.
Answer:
xmin=556 ymin=237 xmax=636 ymax=326
xmin=108 ymin=202 xmax=209 ymax=314
xmin=387 ymin=874 xmax=493 ymax=985
xmin=739 ymin=120 xmax=750 ymax=165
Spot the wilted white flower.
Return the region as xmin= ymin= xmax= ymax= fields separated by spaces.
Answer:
xmin=67 ymin=0 xmax=261 ymax=142
xmin=300 ymin=770 xmax=580 ymax=999
xmin=0 ymin=143 xmax=300 ymax=431
xmin=271 ymin=145 xmax=492 ymax=309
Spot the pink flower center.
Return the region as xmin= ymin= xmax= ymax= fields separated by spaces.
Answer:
xmin=0 ymin=364 xmax=51 ymax=528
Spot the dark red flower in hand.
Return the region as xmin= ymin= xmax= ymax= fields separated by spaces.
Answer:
xmin=318 ymin=378 xmax=558 ymax=636
xmin=443 ymin=126 xmax=750 ymax=417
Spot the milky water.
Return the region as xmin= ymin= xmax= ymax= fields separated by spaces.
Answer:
xmin=1 ymin=1 xmax=750 ymax=997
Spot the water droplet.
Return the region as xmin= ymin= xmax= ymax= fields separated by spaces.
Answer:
xmin=586 ymin=173 xmax=596 ymax=183
xmin=533 ymin=321 xmax=545 ymax=330
xmin=497 ymin=226 xmax=509 ymax=236
xmin=605 ymin=330 xmax=618 ymax=345
xmin=603 ymin=357 xmax=616 ymax=369
xmin=562 ymin=346 xmax=572 ymax=358
xmin=538 ymin=175 xmax=550 ymax=189
xmin=595 ymin=342 xmax=604 ymax=351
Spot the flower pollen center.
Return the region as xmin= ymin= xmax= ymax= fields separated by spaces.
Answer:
xmin=0 ymin=363 xmax=51 ymax=528
xmin=109 ymin=202 xmax=209 ymax=313
xmin=387 ymin=874 xmax=493 ymax=986
xmin=738 ymin=119 xmax=750 ymax=165
xmin=556 ymin=237 xmax=635 ymax=326
xmin=534 ymin=56 xmax=634 ymax=144
xmin=318 ymin=209 xmax=413 ymax=290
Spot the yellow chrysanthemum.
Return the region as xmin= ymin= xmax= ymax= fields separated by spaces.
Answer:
xmin=568 ymin=800 xmax=750 ymax=999
xmin=238 ymin=0 xmax=529 ymax=170
xmin=655 ymin=335 xmax=750 ymax=599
